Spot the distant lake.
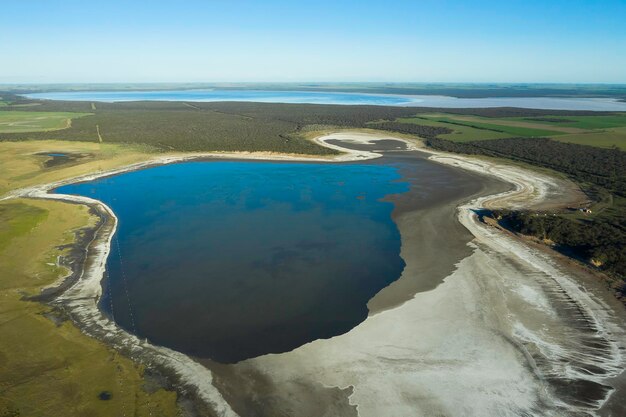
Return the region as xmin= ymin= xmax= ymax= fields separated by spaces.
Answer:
xmin=56 ymin=161 xmax=409 ymax=363
xmin=25 ymin=89 xmax=626 ymax=111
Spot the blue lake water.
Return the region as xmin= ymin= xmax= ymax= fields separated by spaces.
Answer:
xmin=25 ymin=89 xmax=626 ymax=111
xmin=56 ymin=161 xmax=409 ymax=363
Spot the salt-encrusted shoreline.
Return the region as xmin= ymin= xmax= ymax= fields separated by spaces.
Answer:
xmin=4 ymin=131 xmax=625 ymax=416
xmin=1 ymin=134 xmax=388 ymax=416
xmin=222 ymin=133 xmax=625 ymax=416
xmin=427 ymin=153 xmax=626 ymax=415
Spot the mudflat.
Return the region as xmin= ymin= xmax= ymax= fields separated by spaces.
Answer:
xmin=207 ymin=135 xmax=625 ymax=417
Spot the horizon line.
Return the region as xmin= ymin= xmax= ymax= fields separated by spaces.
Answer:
xmin=2 ymin=81 xmax=626 ymax=87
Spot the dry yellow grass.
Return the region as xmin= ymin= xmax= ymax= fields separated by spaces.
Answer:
xmin=0 ymin=111 xmax=92 ymax=134
xmin=0 ymin=140 xmax=159 ymax=196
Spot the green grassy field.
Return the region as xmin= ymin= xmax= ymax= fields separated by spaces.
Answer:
xmin=391 ymin=114 xmax=567 ymax=142
xmin=552 ymin=130 xmax=626 ymax=150
xmin=502 ymin=114 xmax=626 ymax=149
xmin=388 ymin=112 xmax=626 ymax=149
xmin=0 ymin=199 xmax=180 ymax=417
xmin=429 ymin=115 xmax=566 ymax=137
xmin=393 ymin=116 xmax=511 ymax=141
xmin=0 ymin=111 xmax=91 ymax=133
xmin=511 ymin=114 xmax=626 ymax=130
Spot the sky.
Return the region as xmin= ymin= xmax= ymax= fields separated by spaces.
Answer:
xmin=2 ymin=0 xmax=626 ymax=84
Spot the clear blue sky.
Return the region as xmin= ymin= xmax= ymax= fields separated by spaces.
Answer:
xmin=2 ymin=0 xmax=625 ymax=83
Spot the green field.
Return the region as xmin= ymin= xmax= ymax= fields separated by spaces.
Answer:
xmin=388 ymin=112 xmax=626 ymax=148
xmin=504 ymin=114 xmax=626 ymax=149
xmin=393 ymin=116 xmax=511 ymax=141
xmin=392 ymin=114 xmax=566 ymax=143
xmin=512 ymin=114 xmax=626 ymax=130
xmin=0 ymin=199 xmax=180 ymax=417
xmin=552 ymin=129 xmax=626 ymax=150
xmin=428 ymin=116 xmax=566 ymax=137
xmin=0 ymin=111 xmax=91 ymax=133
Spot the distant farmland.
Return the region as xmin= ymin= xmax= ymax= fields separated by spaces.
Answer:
xmin=2 ymin=95 xmax=624 ymax=151
xmin=383 ymin=112 xmax=626 ymax=149
xmin=0 ymin=111 xmax=91 ymax=134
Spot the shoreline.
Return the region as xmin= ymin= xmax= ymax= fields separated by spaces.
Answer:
xmin=1 ymin=133 xmax=393 ymax=415
xmin=4 ymin=131 xmax=625 ymax=416
xmin=210 ymin=134 xmax=625 ymax=416
xmin=19 ymin=90 xmax=626 ymax=111
xmin=430 ymin=152 xmax=626 ymax=415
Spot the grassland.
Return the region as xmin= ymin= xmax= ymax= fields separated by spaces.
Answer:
xmin=379 ymin=112 xmax=626 ymax=150
xmin=384 ymin=113 xmax=573 ymax=143
xmin=551 ymin=130 xmax=626 ymax=150
xmin=512 ymin=114 xmax=626 ymax=130
xmin=420 ymin=114 xmax=567 ymax=136
xmin=0 ymin=140 xmax=161 ymax=197
xmin=502 ymin=114 xmax=626 ymax=150
xmin=390 ymin=116 xmax=513 ymax=141
xmin=0 ymin=111 xmax=91 ymax=133
xmin=0 ymin=199 xmax=180 ymax=417
xmin=0 ymin=137 xmax=184 ymax=416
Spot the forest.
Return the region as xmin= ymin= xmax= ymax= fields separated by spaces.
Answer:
xmin=0 ymin=98 xmax=421 ymax=153
xmin=425 ymin=137 xmax=626 ymax=196
xmin=1 ymin=94 xmax=613 ymax=152
xmin=421 ymin=134 xmax=625 ymax=292
xmin=492 ymin=209 xmax=625 ymax=293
